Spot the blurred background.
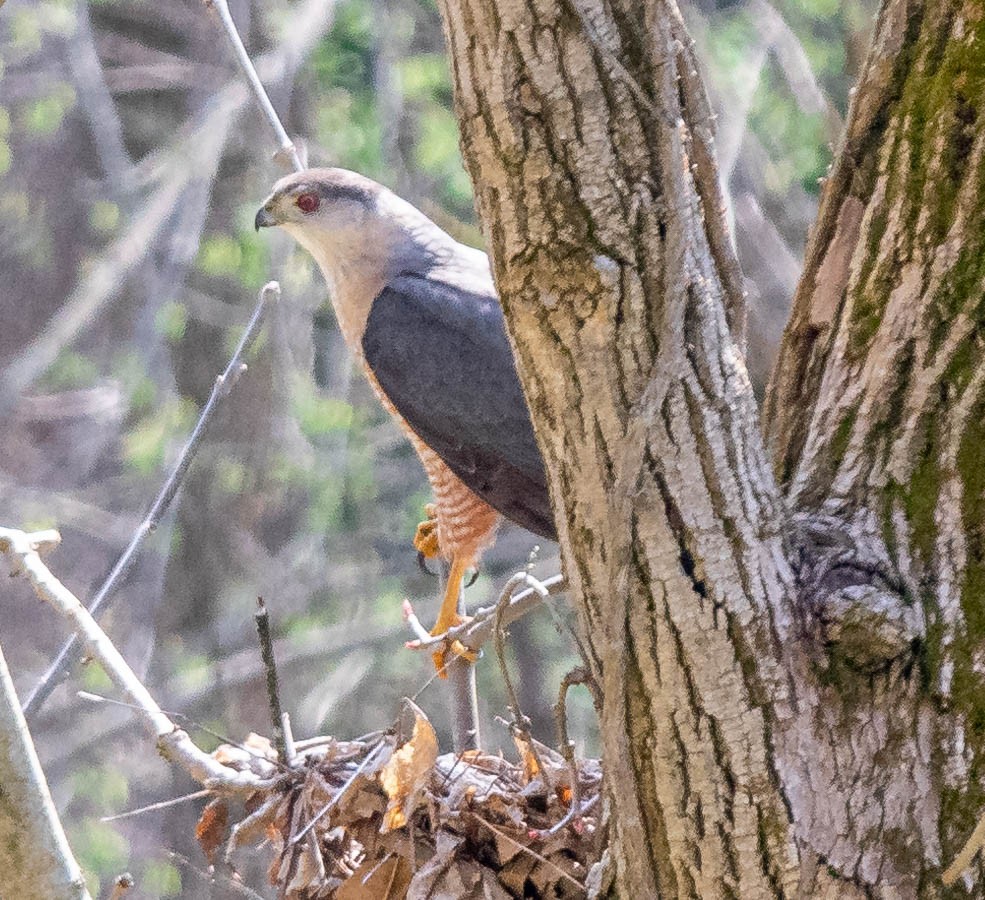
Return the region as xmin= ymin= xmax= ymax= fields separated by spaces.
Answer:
xmin=0 ymin=0 xmax=875 ymax=895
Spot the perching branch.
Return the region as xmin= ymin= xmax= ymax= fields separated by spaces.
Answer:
xmin=23 ymin=283 xmax=277 ymax=719
xmin=0 ymin=635 xmax=90 ymax=900
xmin=405 ymin=573 xmax=565 ymax=655
xmin=0 ymin=526 xmax=276 ymax=794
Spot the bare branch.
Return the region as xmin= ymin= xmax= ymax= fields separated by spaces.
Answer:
xmin=0 ymin=638 xmax=90 ymax=899
xmin=539 ymin=666 xmax=593 ymax=838
xmin=0 ymin=0 xmax=339 ymax=416
xmin=0 ymin=98 xmax=236 ymax=418
xmin=205 ymin=0 xmax=303 ymax=172
xmin=0 ymin=527 xmax=276 ymax=794
xmin=255 ymin=597 xmax=292 ymax=765
xmin=23 ymin=284 xmax=277 ymax=719
xmin=100 ymin=789 xmax=212 ymax=823
xmin=446 ymin=572 xmax=479 ymax=753
xmin=494 ymin=573 xmax=547 ymax=781
xmin=66 ymin=0 xmax=131 ymax=182
xmin=406 ymin=573 xmax=565 ymax=654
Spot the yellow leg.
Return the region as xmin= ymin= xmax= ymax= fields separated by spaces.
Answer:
xmin=432 ymin=555 xmax=469 ymax=635
xmin=431 ymin=555 xmax=477 ymax=676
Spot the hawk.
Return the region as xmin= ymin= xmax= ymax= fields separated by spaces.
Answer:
xmin=256 ymin=169 xmax=556 ymax=670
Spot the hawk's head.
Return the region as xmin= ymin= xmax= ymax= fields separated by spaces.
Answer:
xmin=255 ymin=167 xmax=379 ymax=237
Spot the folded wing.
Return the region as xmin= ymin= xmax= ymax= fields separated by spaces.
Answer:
xmin=361 ymin=272 xmax=556 ymax=541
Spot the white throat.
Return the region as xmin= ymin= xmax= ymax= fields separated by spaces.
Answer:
xmin=283 ymin=220 xmax=395 ymax=356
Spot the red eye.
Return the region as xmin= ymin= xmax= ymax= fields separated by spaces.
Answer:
xmin=296 ymin=192 xmax=320 ymax=213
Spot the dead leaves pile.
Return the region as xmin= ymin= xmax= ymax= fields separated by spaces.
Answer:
xmin=198 ymin=707 xmax=602 ymax=898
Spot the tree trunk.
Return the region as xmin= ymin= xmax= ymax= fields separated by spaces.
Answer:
xmin=437 ymin=0 xmax=985 ymax=895
xmin=766 ymin=0 xmax=985 ymax=892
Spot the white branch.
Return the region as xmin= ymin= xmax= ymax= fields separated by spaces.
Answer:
xmin=0 ymin=639 xmax=91 ymax=899
xmin=206 ymin=0 xmax=304 ymax=172
xmin=0 ymin=527 xmax=276 ymax=794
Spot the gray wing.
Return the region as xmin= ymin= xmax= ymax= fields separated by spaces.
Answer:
xmin=361 ymin=272 xmax=556 ymax=541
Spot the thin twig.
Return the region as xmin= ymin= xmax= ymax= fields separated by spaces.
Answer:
xmin=282 ymin=711 xmax=297 ymax=762
xmin=470 ymin=813 xmax=584 ymax=891
xmin=77 ymin=690 xmax=287 ymax=771
xmin=402 ymin=598 xmax=431 ymax=643
xmin=0 ymin=527 xmax=276 ymax=793
xmin=204 ymin=0 xmax=304 ymax=172
xmin=169 ymin=850 xmax=267 ymax=900
xmin=23 ymin=283 xmax=277 ymax=719
xmin=541 ymin=667 xmax=592 ymax=837
xmin=255 ymin=597 xmax=290 ymax=764
xmin=101 ymin=789 xmax=212 ymax=823
xmin=494 ymin=574 xmax=548 ymax=784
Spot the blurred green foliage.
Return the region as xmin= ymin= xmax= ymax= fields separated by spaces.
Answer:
xmin=141 ymin=860 xmax=183 ymax=897
xmin=307 ymin=0 xmax=474 ymax=215
xmin=123 ymin=398 xmax=197 ymax=475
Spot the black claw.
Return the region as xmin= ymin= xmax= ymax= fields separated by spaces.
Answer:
xmin=464 ymin=566 xmax=479 ymax=589
xmin=417 ymin=551 xmax=438 ymax=577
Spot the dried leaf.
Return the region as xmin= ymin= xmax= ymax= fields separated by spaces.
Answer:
xmin=380 ymin=705 xmax=438 ymax=832
xmin=338 ymin=854 xmax=412 ymax=900
xmin=243 ymin=732 xmax=276 ymax=758
xmin=195 ymin=799 xmax=229 ymax=865
xmin=287 ymin=832 xmax=327 ymax=894
xmin=212 ymin=733 xmax=278 ymax=777
xmin=407 ymin=830 xmax=463 ymax=897
xmin=512 ymin=734 xmax=540 ymax=784
xmin=479 ymin=869 xmax=513 ymax=900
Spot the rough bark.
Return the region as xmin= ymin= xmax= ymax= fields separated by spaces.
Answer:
xmin=766 ymin=0 xmax=985 ymax=894
xmin=436 ymin=0 xmax=985 ymax=896
xmin=435 ymin=0 xmax=807 ymax=896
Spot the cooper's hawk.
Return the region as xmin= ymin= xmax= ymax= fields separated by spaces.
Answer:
xmin=255 ymin=168 xmax=556 ymax=670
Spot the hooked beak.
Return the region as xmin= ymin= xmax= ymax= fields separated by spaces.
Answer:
xmin=254 ymin=206 xmax=278 ymax=231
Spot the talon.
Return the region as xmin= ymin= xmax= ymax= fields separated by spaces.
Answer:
xmin=432 ymin=638 xmax=478 ymax=673
xmin=413 ymin=503 xmax=441 ymax=560
xmin=464 ymin=566 xmax=479 ymax=589
xmin=417 ymin=551 xmax=438 ymax=577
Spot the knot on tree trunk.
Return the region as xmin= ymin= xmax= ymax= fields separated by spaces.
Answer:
xmin=792 ymin=514 xmax=924 ymax=672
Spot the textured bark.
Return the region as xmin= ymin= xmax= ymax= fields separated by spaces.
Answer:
xmin=435 ymin=0 xmax=807 ymax=896
xmin=766 ymin=0 xmax=985 ymax=894
xmin=436 ymin=0 xmax=985 ymax=896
